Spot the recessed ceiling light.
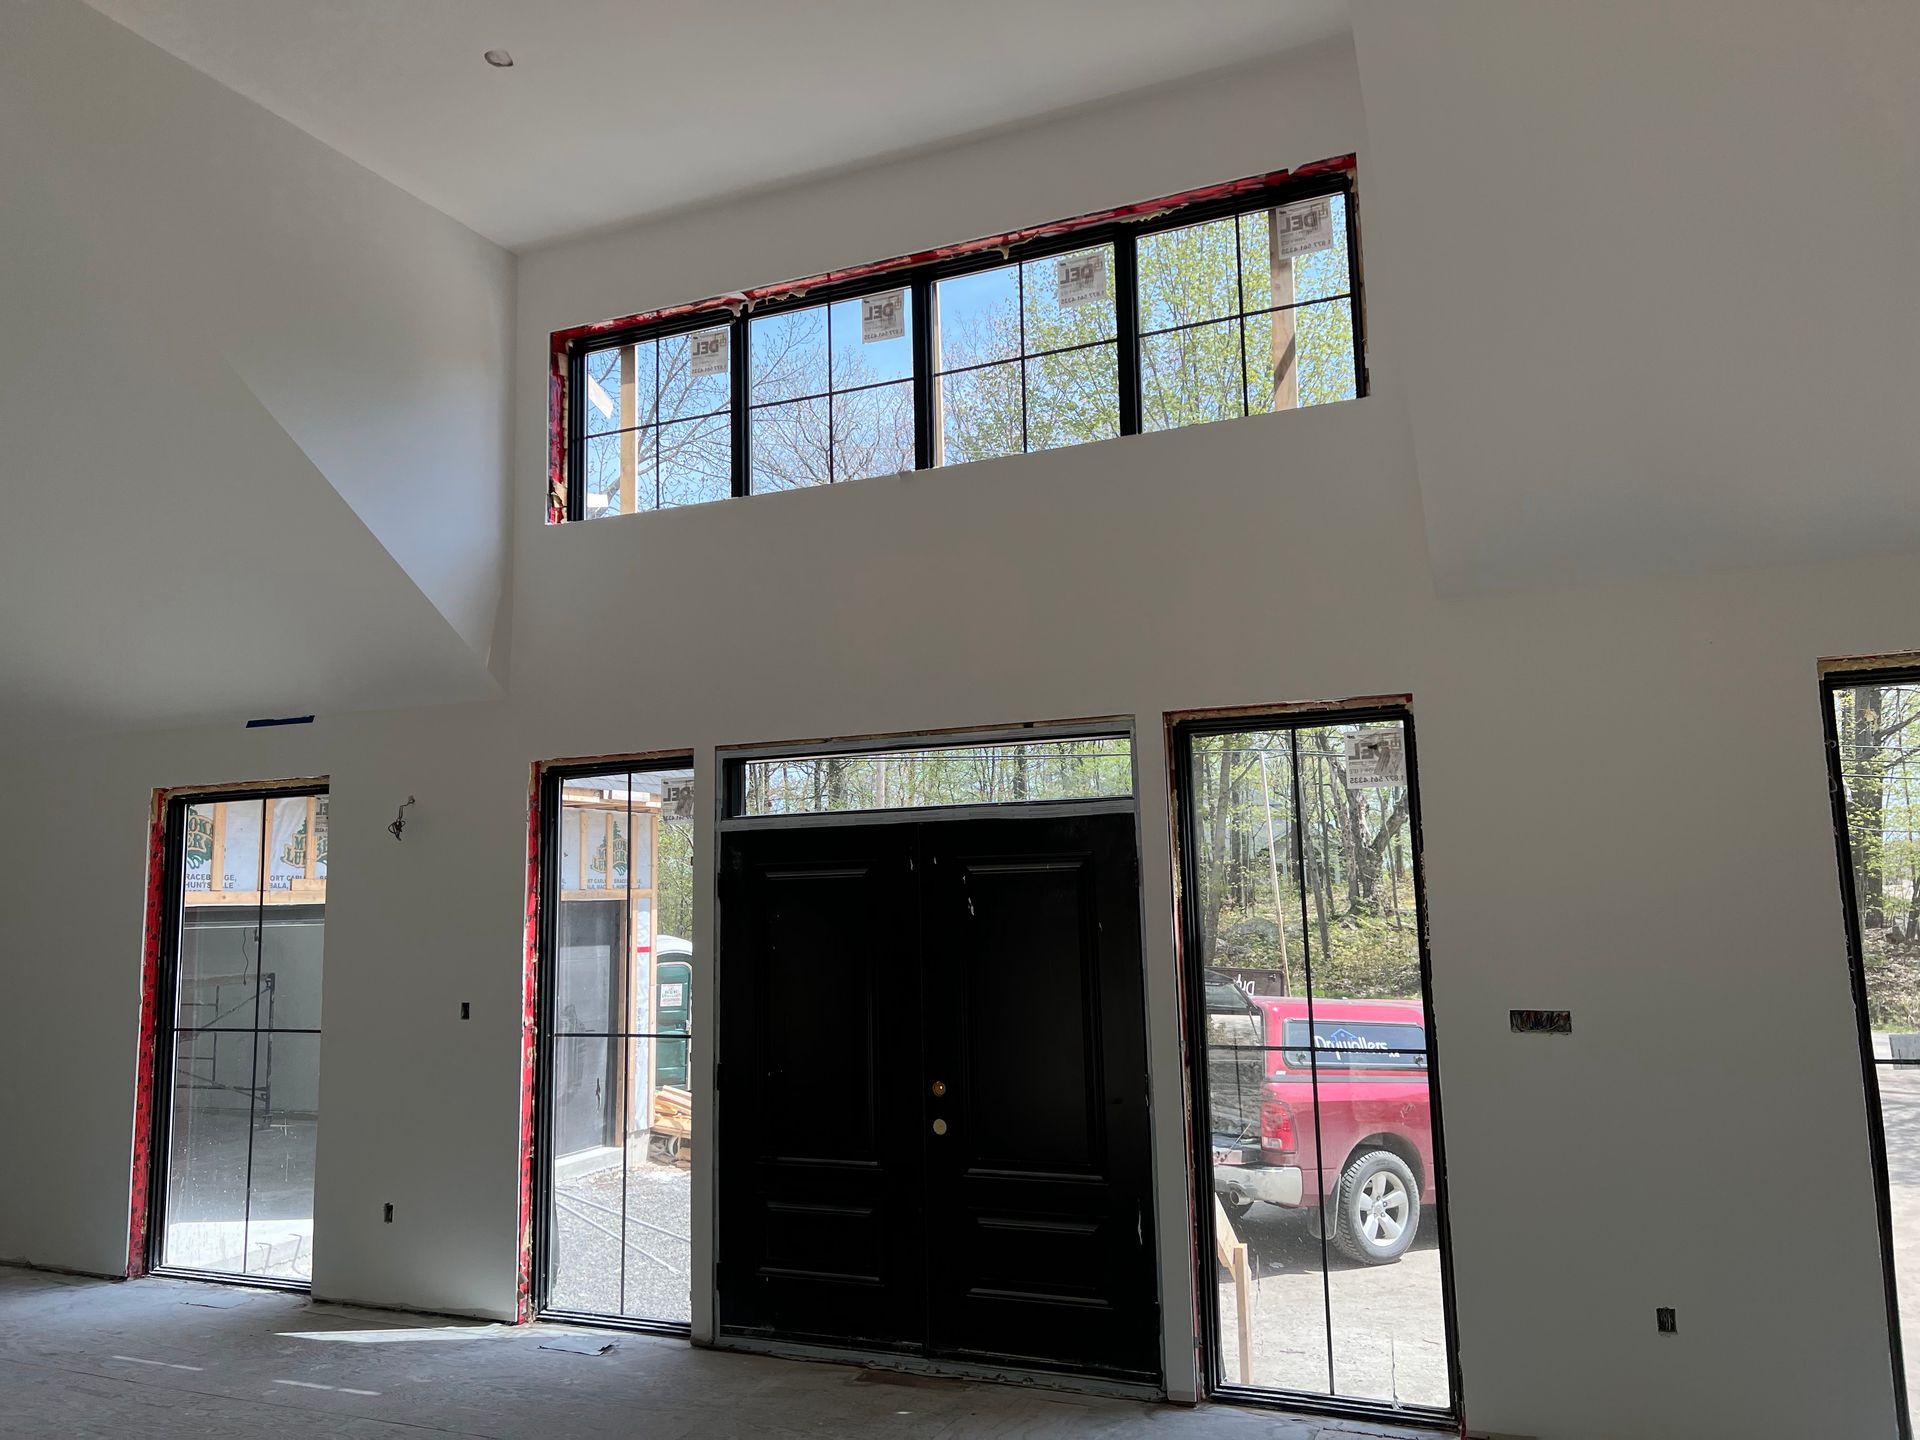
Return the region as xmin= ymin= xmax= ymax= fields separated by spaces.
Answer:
xmin=483 ymin=49 xmax=513 ymax=68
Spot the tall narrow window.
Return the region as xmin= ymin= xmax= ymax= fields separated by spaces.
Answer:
xmin=538 ymin=762 xmax=696 ymax=1328
xmin=1176 ymin=712 xmax=1456 ymax=1418
xmin=1827 ymin=670 xmax=1920 ymax=1429
xmin=154 ymin=787 xmax=326 ymax=1283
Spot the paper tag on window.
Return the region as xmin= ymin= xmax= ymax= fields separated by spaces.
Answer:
xmin=688 ymin=326 xmax=729 ymax=377
xmin=1343 ymin=729 xmax=1405 ymax=787
xmin=586 ymin=372 xmax=614 ymax=419
xmin=1054 ymin=250 xmax=1107 ymax=308
xmin=862 ymin=289 xmax=906 ymax=342
xmin=1275 ymin=196 xmax=1335 ymax=259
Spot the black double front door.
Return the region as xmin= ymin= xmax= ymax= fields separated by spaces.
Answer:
xmin=717 ymin=812 xmax=1159 ymax=1383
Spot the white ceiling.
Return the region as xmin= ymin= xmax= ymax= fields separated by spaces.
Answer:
xmin=80 ymin=0 xmax=1352 ymax=251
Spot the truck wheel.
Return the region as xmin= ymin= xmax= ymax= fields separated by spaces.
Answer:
xmin=1330 ymin=1150 xmax=1418 ymax=1265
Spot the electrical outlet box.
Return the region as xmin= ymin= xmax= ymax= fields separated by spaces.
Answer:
xmin=383 ymin=1203 xmax=394 ymax=1223
xmin=1511 ymin=1009 xmax=1572 ymax=1035
xmin=1656 ymin=1307 xmax=1676 ymax=1334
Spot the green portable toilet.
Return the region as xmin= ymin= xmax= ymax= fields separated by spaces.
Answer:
xmin=653 ymin=937 xmax=692 ymax=1089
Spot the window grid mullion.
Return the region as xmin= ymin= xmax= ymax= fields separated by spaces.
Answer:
xmin=1017 ymin=262 xmax=1029 ymax=455
xmin=912 ymin=276 xmax=934 ymax=470
xmin=1115 ymin=234 xmax=1141 ymax=436
xmin=826 ymin=304 xmax=836 ymax=484
xmin=731 ymin=314 xmax=749 ymax=498
xmin=1233 ymin=213 xmax=1250 ymax=418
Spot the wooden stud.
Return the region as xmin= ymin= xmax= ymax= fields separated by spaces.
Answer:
xmin=1268 ymin=211 xmax=1298 ymax=412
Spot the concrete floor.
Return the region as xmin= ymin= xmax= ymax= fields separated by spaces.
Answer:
xmin=0 ymin=1266 xmax=1433 ymax=1440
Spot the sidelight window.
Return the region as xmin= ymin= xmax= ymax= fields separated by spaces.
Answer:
xmin=537 ymin=762 xmax=697 ymax=1328
xmin=1175 ymin=710 xmax=1457 ymax=1418
xmin=1826 ymin=668 xmax=1920 ymax=1428
xmin=150 ymin=787 xmax=326 ymax=1284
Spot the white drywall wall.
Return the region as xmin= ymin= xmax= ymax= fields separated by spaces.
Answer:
xmin=0 ymin=22 xmax=1915 ymax=1440
xmin=2 ymin=407 xmax=1912 ymax=1436
xmin=0 ymin=0 xmax=514 ymax=728
xmin=1350 ymin=0 xmax=1920 ymax=595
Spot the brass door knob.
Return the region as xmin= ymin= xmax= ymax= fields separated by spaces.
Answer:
xmin=932 ymin=1118 xmax=948 ymax=1136
xmin=930 ymin=1080 xmax=947 ymax=1097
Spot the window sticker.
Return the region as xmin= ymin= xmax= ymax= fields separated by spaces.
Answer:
xmin=1344 ymin=728 xmax=1406 ymax=787
xmin=861 ymin=289 xmax=906 ymax=343
xmin=1274 ymin=196 xmax=1335 ymax=259
xmin=1053 ymin=250 xmax=1108 ymax=308
xmin=689 ymin=326 xmax=729 ymax=377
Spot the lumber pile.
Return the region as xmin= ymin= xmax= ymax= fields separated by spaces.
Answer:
xmin=652 ymin=1086 xmax=692 ymax=1138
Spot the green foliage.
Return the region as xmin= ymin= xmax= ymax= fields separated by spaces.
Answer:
xmin=941 ymin=203 xmax=1358 ymax=459
xmin=1213 ymin=905 xmax=1423 ymax=1000
xmin=656 ymin=816 xmax=694 ymax=941
xmin=744 ymin=740 xmax=1132 ymax=815
xmin=1836 ymin=682 xmax=1920 ymax=1031
xmin=1189 ymin=725 xmax=1422 ymax=1002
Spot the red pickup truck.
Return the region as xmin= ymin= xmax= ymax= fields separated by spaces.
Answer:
xmin=1205 ymin=974 xmax=1434 ymax=1265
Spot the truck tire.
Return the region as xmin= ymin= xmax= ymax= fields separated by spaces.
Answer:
xmin=1330 ymin=1149 xmax=1419 ymax=1265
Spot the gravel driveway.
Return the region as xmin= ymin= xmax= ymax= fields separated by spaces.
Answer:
xmin=1213 ymin=1201 xmax=1451 ymax=1409
xmin=546 ymin=1147 xmax=691 ymax=1324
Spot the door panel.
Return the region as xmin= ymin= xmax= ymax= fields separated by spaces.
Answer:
xmin=921 ymin=815 xmax=1159 ymax=1381
xmin=718 ymin=826 xmax=924 ymax=1350
xmin=958 ymin=860 xmax=1095 ymax=1170
xmin=718 ymin=811 xmax=1158 ymax=1384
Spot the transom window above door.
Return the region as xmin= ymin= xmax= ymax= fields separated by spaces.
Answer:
xmin=729 ymin=733 xmax=1133 ymax=818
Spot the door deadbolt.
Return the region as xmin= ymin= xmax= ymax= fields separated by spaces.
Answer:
xmin=932 ymin=1118 xmax=948 ymax=1136
xmin=930 ymin=1080 xmax=947 ymax=1097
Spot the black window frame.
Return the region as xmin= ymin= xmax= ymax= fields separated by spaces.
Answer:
xmin=531 ymin=754 xmax=699 ymax=1336
xmin=1169 ymin=703 xmax=1461 ymax=1425
xmin=144 ymin=781 xmax=330 ymax=1291
xmin=562 ymin=169 xmax=1363 ymax=521
xmin=1821 ymin=663 xmax=1920 ymax=1440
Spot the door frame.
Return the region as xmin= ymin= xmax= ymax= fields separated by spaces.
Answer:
xmin=528 ymin=752 xmax=697 ymax=1335
xmin=1166 ymin=701 xmax=1463 ymax=1427
xmin=135 ymin=777 xmax=330 ymax=1291
xmin=710 ymin=720 xmax=1163 ymax=1392
xmin=1820 ymin=660 xmax=1920 ymax=1439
